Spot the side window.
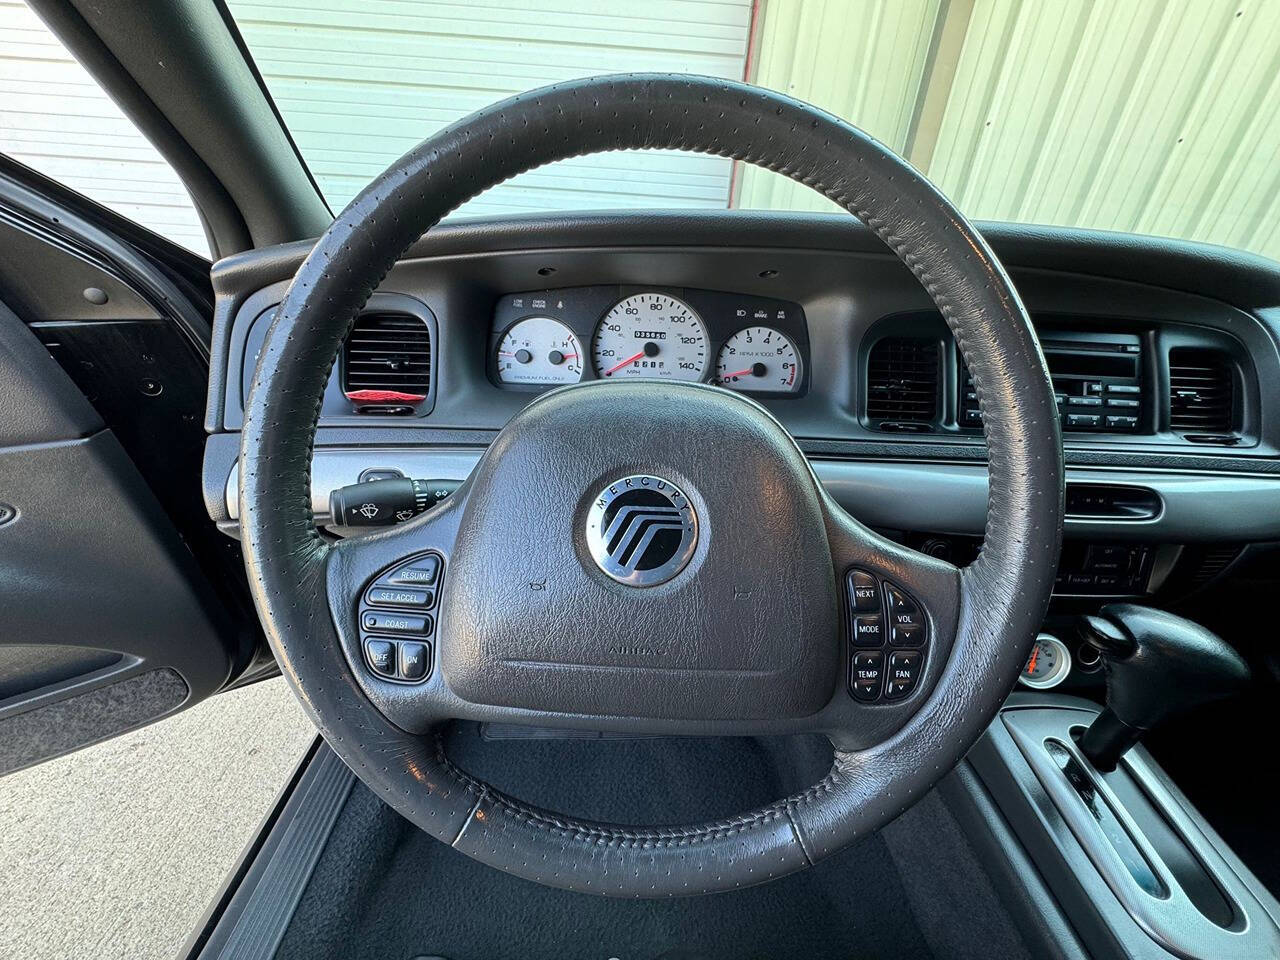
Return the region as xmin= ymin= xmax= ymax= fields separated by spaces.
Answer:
xmin=0 ymin=2 xmax=210 ymax=257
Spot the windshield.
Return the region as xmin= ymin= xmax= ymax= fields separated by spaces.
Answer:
xmin=227 ymin=1 xmax=1280 ymax=260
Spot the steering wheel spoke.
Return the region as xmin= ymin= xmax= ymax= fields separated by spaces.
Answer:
xmin=818 ymin=496 xmax=962 ymax=751
xmin=324 ymin=489 xmax=466 ymax=730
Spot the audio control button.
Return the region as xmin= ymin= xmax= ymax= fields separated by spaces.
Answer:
xmin=847 ymin=570 xmax=880 ymax=612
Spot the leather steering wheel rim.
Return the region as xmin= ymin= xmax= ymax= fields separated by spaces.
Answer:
xmin=240 ymin=74 xmax=1063 ymax=897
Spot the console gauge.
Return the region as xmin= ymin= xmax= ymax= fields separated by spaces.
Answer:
xmin=1018 ymin=633 xmax=1072 ymax=689
xmin=496 ymin=316 xmax=584 ymax=385
xmin=715 ymin=326 xmax=802 ymax=393
xmin=592 ymin=293 xmax=708 ymax=381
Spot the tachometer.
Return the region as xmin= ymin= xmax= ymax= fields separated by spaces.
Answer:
xmin=715 ymin=326 xmax=802 ymax=393
xmin=592 ymin=293 xmax=708 ymax=381
xmin=496 ymin=316 xmax=583 ymax=385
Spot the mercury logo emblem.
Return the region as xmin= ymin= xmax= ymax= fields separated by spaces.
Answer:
xmin=585 ymin=474 xmax=698 ymax=587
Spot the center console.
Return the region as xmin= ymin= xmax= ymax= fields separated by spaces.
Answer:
xmin=967 ymin=605 xmax=1280 ymax=960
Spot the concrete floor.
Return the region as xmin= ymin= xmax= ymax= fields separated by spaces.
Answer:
xmin=0 ymin=678 xmax=317 ymax=960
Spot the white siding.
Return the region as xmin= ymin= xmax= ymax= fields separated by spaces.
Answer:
xmin=0 ymin=0 xmax=211 ymax=255
xmin=226 ymin=0 xmax=753 ymax=216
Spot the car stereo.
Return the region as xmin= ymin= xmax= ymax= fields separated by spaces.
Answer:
xmin=961 ymin=330 xmax=1145 ymax=433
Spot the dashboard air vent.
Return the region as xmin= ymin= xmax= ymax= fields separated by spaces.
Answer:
xmin=866 ymin=337 xmax=940 ymax=429
xmin=342 ymin=312 xmax=431 ymax=411
xmin=1169 ymin=348 xmax=1233 ymax=437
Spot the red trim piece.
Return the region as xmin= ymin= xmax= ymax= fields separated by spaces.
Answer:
xmin=344 ymin=389 xmax=426 ymax=405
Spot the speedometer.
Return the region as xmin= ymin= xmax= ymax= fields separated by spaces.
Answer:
xmin=592 ymin=293 xmax=708 ymax=381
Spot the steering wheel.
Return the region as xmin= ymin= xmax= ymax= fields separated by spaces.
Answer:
xmin=240 ymin=74 xmax=1063 ymax=897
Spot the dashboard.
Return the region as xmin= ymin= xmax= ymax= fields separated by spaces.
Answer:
xmin=203 ymin=211 xmax=1280 ymax=634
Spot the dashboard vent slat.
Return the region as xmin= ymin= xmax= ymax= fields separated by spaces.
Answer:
xmin=866 ymin=337 xmax=940 ymax=428
xmin=343 ymin=312 xmax=431 ymax=408
xmin=1169 ymin=349 xmax=1233 ymax=435
xmin=1189 ymin=545 xmax=1243 ymax=588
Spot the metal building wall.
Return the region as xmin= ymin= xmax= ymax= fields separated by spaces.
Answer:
xmin=739 ymin=0 xmax=1280 ymax=262
xmin=226 ymin=0 xmax=755 ymax=217
xmin=5 ymin=0 xmax=1279 ymax=261
xmin=0 ymin=0 xmax=210 ymax=254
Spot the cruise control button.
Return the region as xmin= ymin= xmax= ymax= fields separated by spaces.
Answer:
xmin=847 ymin=570 xmax=880 ymax=613
xmin=364 ymin=639 xmax=396 ymax=678
xmin=852 ymin=615 xmax=885 ymax=647
xmin=850 ymin=650 xmax=884 ymax=701
xmin=361 ymin=611 xmax=431 ymax=634
xmin=386 ymin=555 xmax=441 ymax=586
xmin=885 ymin=650 xmax=923 ymax=699
xmin=367 ymin=586 xmax=433 ymax=608
xmin=399 ymin=642 xmax=430 ymax=681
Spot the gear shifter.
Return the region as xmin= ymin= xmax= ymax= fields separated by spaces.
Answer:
xmin=1078 ymin=604 xmax=1249 ymax=771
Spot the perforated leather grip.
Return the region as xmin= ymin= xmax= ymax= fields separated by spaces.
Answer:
xmin=239 ymin=74 xmax=1063 ymax=896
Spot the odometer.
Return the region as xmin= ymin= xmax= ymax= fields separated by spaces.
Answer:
xmin=591 ymin=293 xmax=708 ymax=381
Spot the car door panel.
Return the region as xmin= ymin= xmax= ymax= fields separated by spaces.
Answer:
xmin=0 ymin=183 xmax=248 ymax=775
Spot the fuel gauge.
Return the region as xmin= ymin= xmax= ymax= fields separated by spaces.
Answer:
xmin=496 ymin=316 xmax=584 ymax=385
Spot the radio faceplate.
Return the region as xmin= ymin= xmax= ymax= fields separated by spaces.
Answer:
xmin=961 ymin=330 xmax=1145 ymax=434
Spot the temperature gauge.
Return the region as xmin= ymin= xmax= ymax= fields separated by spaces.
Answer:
xmin=1019 ymin=633 xmax=1072 ymax=689
xmin=496 ymin=316 xmax=584 ymax=385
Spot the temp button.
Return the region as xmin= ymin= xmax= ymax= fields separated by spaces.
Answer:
xmin=850 ymin=650 xmax=884 ymax=701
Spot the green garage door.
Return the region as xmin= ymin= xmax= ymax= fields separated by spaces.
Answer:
xmin=226 ymin=0 xmax=755 ymax=217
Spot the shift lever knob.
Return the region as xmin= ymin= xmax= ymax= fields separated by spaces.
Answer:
xmin=1078 ymin=604 xmax=1249 ymax=772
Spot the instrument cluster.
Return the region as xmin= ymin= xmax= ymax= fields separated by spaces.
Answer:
xmin=489 ymin=286 xmax=808 ymax=396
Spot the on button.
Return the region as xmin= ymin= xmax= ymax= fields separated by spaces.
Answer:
xmin=399 ymin=642 xmax=430 ymax=681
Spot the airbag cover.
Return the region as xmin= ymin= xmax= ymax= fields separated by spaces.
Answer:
xmin=440 ymin=381 xmax=837 ymax=720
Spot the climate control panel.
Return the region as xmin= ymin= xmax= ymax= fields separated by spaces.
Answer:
xmin=358 ymin=551 xmax=443 ymax=683
xmin=846 ymin=568 xmax=929 ymax=702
